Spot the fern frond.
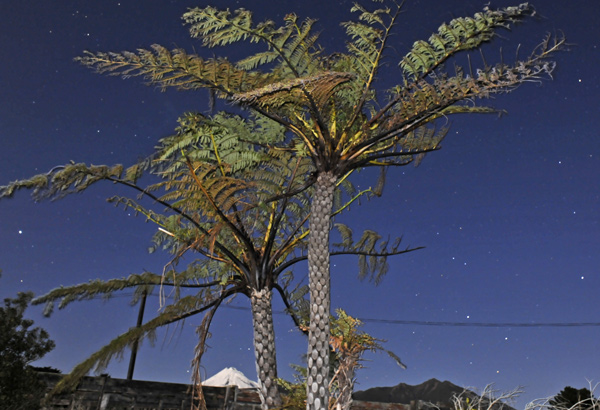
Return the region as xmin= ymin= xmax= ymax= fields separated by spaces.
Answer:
xmin=31 ymin=272 xmax=162 ymax=315
xmin=330 ymin=226 xmax=424 ymax=284
xmin=75 ymin=47 xmax=274 ymax=97
xmin=399 ymin=3 xmax=534 ymax=80
xmin=236 ymin=50 xmax=280 ymax=71
xmin=184 ymin=6 xmax=321 ymax=78
xmin=233 ymin=71 xmax=355 ymax=109
xmin=183 ymin=7 xmax=274 ymax=48
xmin=49 ymin=291 xmax=231 ymax=395
xmin=332 ymin=223 xmax=354 ymax=248
xmin=0 ymin=163 xmax=123 ymax=200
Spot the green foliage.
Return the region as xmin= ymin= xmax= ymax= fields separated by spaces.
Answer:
xmin=79 ymin=3 xmax=564 ymax=196
xmin=276 ymin=309 xmax=404 ymax=410
xmin=329 ymin=309 xmax=406 ymax=410
xmin=32 ymin=272 xmax=162 ymax=316
xmin=276 ymin=365 xmax=309 ymax=410
xmin=399 ymin=3 xmax=534 ymax=79
xmin=73 ymin=1 xmax=563 ymax=181
xmin=183 ymin=7 xmax=321 ymax=76
xmin=0 ymin=291 xmax=55 ymax=410
xmin=340 ymin=1 xmax=395 ymax=84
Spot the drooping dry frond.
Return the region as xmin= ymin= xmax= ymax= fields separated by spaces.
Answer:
xmin=75 ymin=47 xmax=275 ymax=97
xmin=191 ymin=301 xmax=222 ymax=410
xmin=48 ymin=291 xmax=232 ymax=395
xmin=0 ymin=163 xmax=123 ymax=200
xmin=233 ymin=71 xmax=356 ymax=109
xmin=331 ymin=223 xmax=423 ymax=284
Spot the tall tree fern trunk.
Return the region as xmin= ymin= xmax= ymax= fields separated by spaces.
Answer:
xmin=307 ymin=171 xmax=337 ymax=410
xmin=251 ymin=287 xmax=282 ymax=410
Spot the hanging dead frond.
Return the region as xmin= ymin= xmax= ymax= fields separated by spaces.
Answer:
xmin=233 ymin=71 xmax=356 ymax=109
xmin=0 ymin=163 xmax=123 ymax=200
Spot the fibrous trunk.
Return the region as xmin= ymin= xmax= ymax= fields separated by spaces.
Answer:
xmin=251 ymin=287 xmax=282 ymax=410
xmin=306 ymin=171 xmax=337 ymax=410
xmin=334 ymin=355 xmax=357 ymax=410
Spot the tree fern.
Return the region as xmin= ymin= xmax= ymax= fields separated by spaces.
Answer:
xmin=3 ymin=108 xmax=408 ymax=406
xmin=20 ymin=3 xmax=566 ymax=409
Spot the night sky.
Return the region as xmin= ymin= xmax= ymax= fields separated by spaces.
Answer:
xmin=1 ymin=1 xmax=599 ymax=408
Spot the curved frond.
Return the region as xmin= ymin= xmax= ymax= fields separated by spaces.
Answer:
xmin=233 ymin=71 xmax=355 ymax=109
xmin=0 ymin=163 xmax=123 ymax=201
xmin=49 ymin=291 xmax=231 ymax=395
xmin=75 ymin=47 xmax=274 ymax=97
xmin=331 ymin=223 xmax=424 ymax=284
xmin=399 ymin=3 xmax=534 ymax=80
xmin=31 ymin=273 xmax=160 ymax=316
xmin=183 ymin=7 xmax=322 ymax=77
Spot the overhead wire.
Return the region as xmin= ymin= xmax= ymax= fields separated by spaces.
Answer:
xmin=218 ymin=305 xmax=600 ymax=328
xmin=75 ymin=291 xmax=600 ymax=328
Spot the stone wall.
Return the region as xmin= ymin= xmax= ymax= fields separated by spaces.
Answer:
xmin=38 ymin=372 xmax=410 ymax=410
xmin=351 ymin=401 xmax=409 ymax=410
xmin=38 ymin=373 xmax=262 ymax=410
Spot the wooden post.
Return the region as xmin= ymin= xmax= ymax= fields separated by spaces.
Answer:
xmin=127 ymin=290 xmax=147 ymax=380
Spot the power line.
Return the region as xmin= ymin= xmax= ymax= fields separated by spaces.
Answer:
xmin=73 ymin=292 xmax=600 ymax=328
xmin=222 ymin=305 xmax=600 ymax=328
xmin=359 ymin=318 xmax=600 ymax=328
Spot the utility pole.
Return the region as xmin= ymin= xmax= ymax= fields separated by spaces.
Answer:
xmin=127 ymin=290 xmax=147 ymax=380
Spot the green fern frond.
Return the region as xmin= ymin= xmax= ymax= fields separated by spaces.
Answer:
xmin=279 ymin=17 xmax=321 ymax=76
xmin=184 ymin=6 xmax=322 ymax=79
xmin=183 ymin=7 xmax=273 ymax=48
xmin=376 ymin=31 xmax=562 ymax=145
xmin=399 ymin=3 xmax=533 ymax=80
xmin=350 ymin=2 xmax=391 ymax=27
xmin=236 ymin=50 xmax=280 ymax=71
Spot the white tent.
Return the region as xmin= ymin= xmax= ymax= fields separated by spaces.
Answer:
xmin=202 ymin=367 xmax=259 ymax=390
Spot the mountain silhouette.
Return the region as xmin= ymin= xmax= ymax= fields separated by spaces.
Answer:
xmin=353 ymin=378 xmax=470 ymax=405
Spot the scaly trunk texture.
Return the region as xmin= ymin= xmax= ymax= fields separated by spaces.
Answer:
xmin=251 ymin=288 xmax=282 ymax=410
xmin=306 ymin=171 xmax=337 ymax=410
